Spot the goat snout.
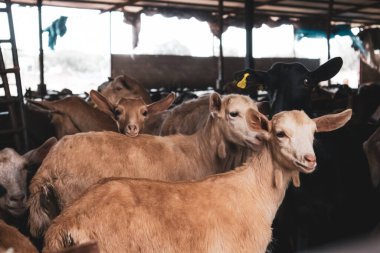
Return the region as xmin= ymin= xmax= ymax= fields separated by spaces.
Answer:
xmin=10 ymin=193 xmax=26 ymax=202
xmin=304 ymin=154 xmax=317 ymax=168
xmin=7 ymin=193 xmax=26 ymax=216
xmin=125 ymin=124 xmax=139 ymax=137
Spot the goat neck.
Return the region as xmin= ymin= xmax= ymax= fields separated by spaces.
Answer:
xmin=184 ymin=115 xmax=234 ymax=175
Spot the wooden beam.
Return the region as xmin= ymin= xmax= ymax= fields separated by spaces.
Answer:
xmin=334 ymin=1 xmax=380 ymax=15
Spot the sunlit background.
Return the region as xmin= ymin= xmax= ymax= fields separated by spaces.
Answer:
xmin=3 ymin=5 xmax=360 ymax=94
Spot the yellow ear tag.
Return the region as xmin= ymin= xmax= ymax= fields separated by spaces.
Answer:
xmin=237 ymin=73 xmax=250 ymax=89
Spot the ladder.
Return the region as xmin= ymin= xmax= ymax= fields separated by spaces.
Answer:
xmin=0 ymin=0 xmax=28 ymax=152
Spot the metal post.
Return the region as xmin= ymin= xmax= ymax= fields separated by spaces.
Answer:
xmin=327 ymin=0 xmax=334 ymax=60
xmin=109 ymin=11 xmax=112 ymax=77
xmin=216 ymin=0 xmax=224 ymax=91
xmin=245 ymin=0 xmax=254 ymax=69
xmin=37 ymin=0 xmax=46 ymax=98
xmin=327 ymin=0 xmax=334 ymax=86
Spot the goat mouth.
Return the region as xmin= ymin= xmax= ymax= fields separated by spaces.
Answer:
xmin=6 ymin=205 xmax=26 ymax=215
xmin=245 ymin=134 xmax=266 ymax=150
xmin=125 ymin=132 xmax=139 ymax=137
xmin=295 ymin=161 xmax=316 ymax=173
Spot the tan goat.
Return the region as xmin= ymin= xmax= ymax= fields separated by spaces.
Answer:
xmin=28 ymin=97 xmax=117 ymax=139
xmin=28 ymin=92 xmax=261 ymax=237
xmin=28 ymin=93 xmax=174 ymax=138
xmin=143 ymin=93 xmax=268 ymax=136
xmin=0 ymin=219 xmax=38 ymax=253
xmin=42 ymin=109 xmax=352 ymax=253
xmin=98 ymin=74 xmax=151 ymax=104
xmin=143 ymin=94 xmax=210 ymax=135
xmin=90 ymin=90 xmax=175 ymax=137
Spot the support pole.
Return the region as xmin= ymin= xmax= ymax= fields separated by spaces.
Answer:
xmin=245 ymin=0 xmax=254 ymax=69
xmin=327 ymin=0 xmax=334 ymax=60
xmin=216 ymin=0 xmax=224 ymax=91
xmin=109 ymin=11 xmax=112 ymax=77
xmin=327 ymin=0 xmax=334 ymax=86
xmin=37 ymin=0 xmax=46 ymax=98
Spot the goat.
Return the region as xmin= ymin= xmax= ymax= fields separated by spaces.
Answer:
xmin=0 ymin=219 xmax=38 ymax=253
xmin=28 ymin=92 xmax=261 ymax=237
xmin=143 ymin=94 xmax=268 ymax=136
xmin=232 ymin=57 xmax=343 ymax=116
xmin=0 ymin=138 xmax=56 ymax=252
xmin=97 ymin=74 xmax=151 ymax=105
xmin=141 ymin=94 xmax=210 ymax=135
xmin=89 ymin=90 xmax=175 ymax=137
xmin=27 ymin=92 xmax=174 ymax=138
xmin=27 ymin=97 xmax=117 ymax=139
xmin=42 ymin=109 xmax=352 ymax=253
xmin=0 ymin=137 xmax=57 ymax=225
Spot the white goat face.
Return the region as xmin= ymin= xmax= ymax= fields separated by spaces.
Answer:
xmin=0 ymin=137 xmax=56 ymax=217
xmin=270 ymin=110 xmax=317 ymax=173
xmin=0 ymin=149 xmax=28 ymax=217
xmin=210 ymin=93 xmax=265 ymax=150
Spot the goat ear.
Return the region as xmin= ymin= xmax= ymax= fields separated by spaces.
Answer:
xmin=310 ymin=57 xmax=343 ymax=83
xmin=90 ymin=90 xmax=115 ymax=118
xmin=209 ymin=92 xmax=223 ymax=117
xmin=147 ymin=92 xmax=176 ymax=114
xmin=246 ymin=108 xmax=270 ymax=133
xmin=23 ymin=137 xmax=57 ymax=166
xmin=234 ymin=69 xmax=269 ymax=87
xmin=313 ymin=109 xmax=352 ymax=132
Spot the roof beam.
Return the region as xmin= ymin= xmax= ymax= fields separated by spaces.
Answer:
xmin=334 ymin=1 xmax=380 ymax=15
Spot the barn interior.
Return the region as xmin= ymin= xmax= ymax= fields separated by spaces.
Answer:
xmin=1 ymin=0 xmax=380 ymax=252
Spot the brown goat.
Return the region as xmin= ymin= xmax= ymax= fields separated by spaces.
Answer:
xmin=28 ymin=93 xmax=174 ymax=138
xmin=27 ymin=97 xmax=117 ymax=139
xmin=98 ymin=74 xmax=151 ymax=104
xmin=0 ymin=219 xmax=38 ymax=253
xmin=42 ymin=109 xmax=352 ymax=253
xmin=90 ymin=90 xmax=175 ymax=137
xmin=28 ymin=93 xmax=261 ymax=237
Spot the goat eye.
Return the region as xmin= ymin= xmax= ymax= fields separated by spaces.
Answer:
xmin=0 ymin=184 xmax=7 ymax=197
xmin=114 ymin=109 xmax=121 ymax=119
xmin=304 ymin=78 xmax=309 ymax=87
xmin=276 ymin=131 xmax=286 ymax=138
xmin=229 ymin=112 xmax=239 ymax=117
xmin=142 ymin=110 xmax=148 ymax=117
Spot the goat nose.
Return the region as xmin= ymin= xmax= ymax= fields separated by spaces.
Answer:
xmin=304 ymin=154 xmax=316 ymax=163
xmin=304 ymin=154 xmax=317 ymax=169
xmin=127 ymin=124 xmax=137 ymax=132
xmin=10 ymin=193 xmax=25 ymax=202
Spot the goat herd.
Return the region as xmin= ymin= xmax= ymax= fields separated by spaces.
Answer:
xmin=0 ymin=57 xmax=380 ymax=253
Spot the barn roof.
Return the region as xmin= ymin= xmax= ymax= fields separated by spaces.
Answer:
xmin=8 ymin=0 xmax=380 ymax=27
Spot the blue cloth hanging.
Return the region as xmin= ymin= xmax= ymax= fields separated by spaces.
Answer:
xmin=295 ymin=24 xmax=365 ymax=55
xmin=44 ymin=16 xmax=68 ymax=50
